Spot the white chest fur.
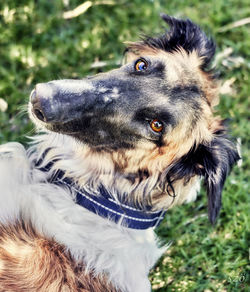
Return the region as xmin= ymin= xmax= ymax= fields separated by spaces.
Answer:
xmin=0 ymin=142 xmax=165 ymax=292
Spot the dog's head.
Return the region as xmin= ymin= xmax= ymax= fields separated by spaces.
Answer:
xmin=29 ymin=15 xmax=239 ymax=223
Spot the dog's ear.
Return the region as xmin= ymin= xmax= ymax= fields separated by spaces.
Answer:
xmin=200 ymin=134 xmax=240 ymax=223
xmin=164 ymin=131 xmax=240 ymax=224
xmin=160 ymin=14 xmax=216 ymax=70
xmin=125 ymin=14 xmax=216 ymax=71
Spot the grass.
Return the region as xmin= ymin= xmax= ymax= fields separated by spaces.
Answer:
xmin=0 ymin=0 xmax=249 ymax=291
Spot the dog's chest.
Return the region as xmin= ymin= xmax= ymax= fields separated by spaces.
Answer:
xmin=0 ymin=150 xmax=164 ymax=292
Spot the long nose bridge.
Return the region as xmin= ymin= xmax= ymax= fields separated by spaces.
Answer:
xmin=30 ymin=79 xmax=95 ymax=123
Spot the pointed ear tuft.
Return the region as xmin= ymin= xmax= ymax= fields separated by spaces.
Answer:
xmin=160 ymin=14 xmax=216 ymax=70
xmin=126 ymin=14 xmax=216 ymax=70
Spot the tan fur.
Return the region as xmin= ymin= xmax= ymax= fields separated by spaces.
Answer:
xmin=0 ymin=222 xmax=119 ymax=292
xmin=126 ymin=44 xmax=217 ymax=92
xmin=120 ymin=46 xmax=219 ymax=169
xmin=200 ymin=70 xmax=220 ymax=107
xmin=110 ymin=107 xmax=214 ymax=176
xmin=151 ymin=176 xmax=200 ymax=208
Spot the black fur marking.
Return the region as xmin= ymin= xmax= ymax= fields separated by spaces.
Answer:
xmin=170 ymin=85 xmax=201 ymax=98
xmin=141 ymin=14 xmax=216 ymax=70
xmin=51 ymin=117 xmax=141 ymax=151
xmin=162 ymin=129 xmax=240 ymax=223
xmin=168 ymin=85 xmax=203 ymax=113
xmin=134 ymin=108 xmax=176 ymax=127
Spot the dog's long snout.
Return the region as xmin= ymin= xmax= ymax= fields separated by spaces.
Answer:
xmin=30 ymin=80 xmax=96 ymax=123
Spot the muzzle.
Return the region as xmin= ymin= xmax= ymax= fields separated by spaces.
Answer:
xmin=30 ymin=79 xmax=103 ymax=123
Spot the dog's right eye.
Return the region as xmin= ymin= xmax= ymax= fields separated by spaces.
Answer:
xmin=134 ymin=58 xmax=148 ymax=72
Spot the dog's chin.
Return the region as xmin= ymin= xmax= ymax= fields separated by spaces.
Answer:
xmin=27 ymin=109 xmax=127 ymax=153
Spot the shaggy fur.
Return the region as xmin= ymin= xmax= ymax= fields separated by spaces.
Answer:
xmin=0 ymin=221 xmax=118 ymax=292
xmin=0 ymin=15 xmax=239 ymax=291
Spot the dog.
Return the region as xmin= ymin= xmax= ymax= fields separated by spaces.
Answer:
xmin=0 ymin=15 xmax=239 ymax=292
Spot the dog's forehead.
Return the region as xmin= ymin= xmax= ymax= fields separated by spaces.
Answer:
xmin=125 ymin=47 xmax=203 ymax=85
xmin=125 ymin=46 xmax=219 ymax=108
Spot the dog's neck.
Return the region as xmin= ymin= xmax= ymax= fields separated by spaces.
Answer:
xmin=36 ymin=158 xmax=166 ymax=230
xmin=30 ymin=133 xmax=200 ymax=213
xmin=31 ymin=134 xmax=160 ymax=207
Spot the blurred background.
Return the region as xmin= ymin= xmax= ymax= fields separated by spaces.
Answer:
xmin=0 ymin=0 xmax=249 ymax=291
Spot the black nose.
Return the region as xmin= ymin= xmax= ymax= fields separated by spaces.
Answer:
xmin=30 ymin=83 xmax=56 ymax=122
xmin=30 ymin=89 xmax=45 ymax=122
xmin=30 ymin=79 xmax=98 ymax=124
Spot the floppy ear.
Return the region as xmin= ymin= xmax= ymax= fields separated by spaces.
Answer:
xmin=201 ymin=135 xmax=240 ymax=224
xmin=163 ymin=132 xmax=240 ymax=224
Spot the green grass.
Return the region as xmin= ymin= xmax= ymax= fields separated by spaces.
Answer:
xmin=0 ymin=0 xmax=249 ymax=291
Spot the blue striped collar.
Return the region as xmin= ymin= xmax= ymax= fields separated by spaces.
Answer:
xmin=37 ymin=162 xmax=166 ymax=230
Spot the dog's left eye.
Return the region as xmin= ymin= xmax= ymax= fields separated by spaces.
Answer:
xmin=150 ymin=119 xmax=163 ymax=133
xmin=135 ymin=59 xmax=148 ymax=72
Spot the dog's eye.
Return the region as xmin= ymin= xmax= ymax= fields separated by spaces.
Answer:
xmin=150 ymin=119 xmax=163 ymax=133
xmin=135 ymin=59 xmax=148 ymax=72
